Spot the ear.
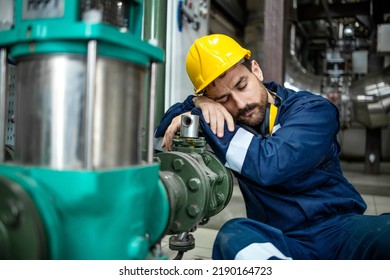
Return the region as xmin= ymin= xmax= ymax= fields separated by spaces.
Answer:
xmin=251 ymin=60 xmax=264 ymax=81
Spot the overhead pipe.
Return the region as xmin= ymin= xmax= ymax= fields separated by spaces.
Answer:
xmin=320 ymin=0 xmax=337 ymax=46
xmin=284 ymin=23 xmax=322 ymax=95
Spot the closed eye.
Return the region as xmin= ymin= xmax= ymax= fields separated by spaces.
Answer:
xmin=235 ymin=76 xmax=247 ymax=91
xmin=237 ymin=83 xmax=247 ymax=90
xmin=216 ymin=95 xmax=230 ymax=104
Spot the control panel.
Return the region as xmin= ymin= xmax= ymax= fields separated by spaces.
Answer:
xmin=165 ymin=0 xmax=210 ymax=110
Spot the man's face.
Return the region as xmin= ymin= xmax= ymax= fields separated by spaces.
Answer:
xmin=204 ymin=61 xmax=268 ymax=127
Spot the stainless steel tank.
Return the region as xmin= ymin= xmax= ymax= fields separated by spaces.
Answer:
xmin=14 ymin=54 xmax=145 ymax=170
xmin=349 ymin=66 xmax=390 ymax=128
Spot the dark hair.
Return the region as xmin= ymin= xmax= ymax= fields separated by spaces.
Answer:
xmin=241 ymin=59 xmax=252 ymax=72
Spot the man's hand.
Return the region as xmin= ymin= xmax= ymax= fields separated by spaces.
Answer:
xmin=161 ymin=112 xmax=190 ymax=151
xmin=194 ymin=96 xmax=235 ymax=138
xmin=161 ymin=96 xmax=235 ymax=151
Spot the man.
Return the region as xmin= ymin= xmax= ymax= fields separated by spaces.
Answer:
xmin=155 ymin=34 xmax=390 ymax=259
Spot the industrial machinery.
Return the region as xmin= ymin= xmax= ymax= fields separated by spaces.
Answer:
xmin=349 ymin=66 xmax=390 ymax=129
xmin=0 ymin=0 xmax=232 ymax=260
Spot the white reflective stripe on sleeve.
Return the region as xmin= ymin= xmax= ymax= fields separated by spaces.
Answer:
xmin=224 ymin=128 xmax=254 ymax=173
xmin=272 ymin=123 xmax=281 ymax=134
xmin=235 ymin=242 xmax=292 ymax=260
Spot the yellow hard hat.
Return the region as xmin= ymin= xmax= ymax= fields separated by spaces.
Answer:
xmin=186 ymin=34 xmax=251 ymax=94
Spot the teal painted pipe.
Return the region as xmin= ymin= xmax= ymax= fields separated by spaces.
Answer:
xmin=0 ymin=164 xmax=169 ymax=259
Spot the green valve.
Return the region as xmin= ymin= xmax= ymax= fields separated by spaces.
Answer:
xmin=155 ymin=150 xmax=233 ymax=234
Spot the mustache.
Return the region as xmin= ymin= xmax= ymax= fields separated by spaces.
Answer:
xmin=237 ymin=103 xmax=260 ymax=118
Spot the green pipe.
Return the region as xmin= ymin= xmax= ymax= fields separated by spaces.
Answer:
xmin=142 ymin=0 xmax=168 ymax=160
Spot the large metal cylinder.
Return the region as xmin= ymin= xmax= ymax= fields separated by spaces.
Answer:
xmin=349 ymin=66 xmax=390 ymax=128
xmin=14 ymin=54 xmax=145 ymax=169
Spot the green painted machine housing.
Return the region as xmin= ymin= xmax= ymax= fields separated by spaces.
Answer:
xmin=0 ymin=164 xmax=169 ymax=260
xmin=155 ymin=137 xmax=234 ymax=235
xmin=1 ymin=0 xmax=164 ymax=64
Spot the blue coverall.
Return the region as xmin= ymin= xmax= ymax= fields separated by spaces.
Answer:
xmin=155 ymin=81 xmax=390 ymax=260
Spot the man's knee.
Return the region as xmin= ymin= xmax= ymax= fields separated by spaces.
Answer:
xmin=212 ymin=218 xmax=291 ymax=260
xmin=212 ymin=218 xmax=251 ymax=260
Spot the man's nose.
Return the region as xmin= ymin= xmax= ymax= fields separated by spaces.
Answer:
xmin=231 ymin=91 xmax=246 ymax=109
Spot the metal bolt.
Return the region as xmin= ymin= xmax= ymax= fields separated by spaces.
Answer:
xmin=202 ymin=154 xmax=211 ymax=165
xmin=188 ymin=178 xmax=201 ymax=191
xmin=172 ymin=159 xmax=185 ymax=171
xmin=216 ymin=193 xmax=225 ymax=204
xmin=187 ymin=205 xmax=200 ymax=218
xmin=216 ymin=171 xmax=225 ymax=182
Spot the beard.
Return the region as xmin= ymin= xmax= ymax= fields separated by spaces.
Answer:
xmin=235 ymin=77 xmax=270 ymax=126
xmin=235 ymin=94 xmax=268 ymax=127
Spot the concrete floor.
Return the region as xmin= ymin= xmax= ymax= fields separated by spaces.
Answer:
xmin=161 ymin=161 xmax=390 ymax=260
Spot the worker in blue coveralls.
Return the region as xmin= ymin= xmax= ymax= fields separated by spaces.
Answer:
xmin=154 ymin=34 xmax=390 ymax=259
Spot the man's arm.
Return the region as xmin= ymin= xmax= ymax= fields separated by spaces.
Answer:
xmin=192 ymin=97 xmax=340 ymax=187
xmin=193 ymin=96 xmax=235 ymax=137
xmin=155 ymin=95 xmax=235 ymax=151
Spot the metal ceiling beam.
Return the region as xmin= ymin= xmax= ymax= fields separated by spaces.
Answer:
xmin=297 ymin=1 xmax=371 ymax=21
